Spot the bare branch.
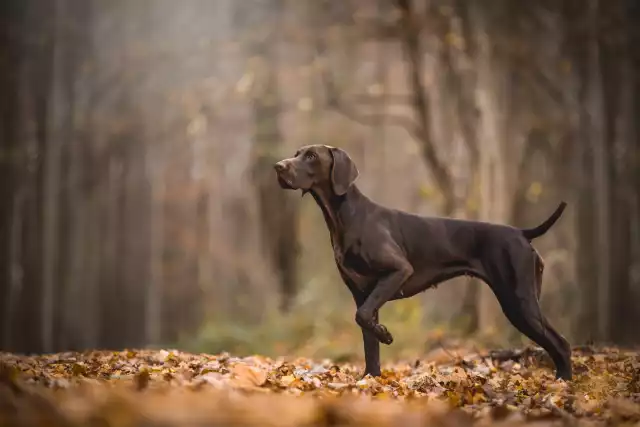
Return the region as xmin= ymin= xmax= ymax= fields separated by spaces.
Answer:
xmin=349 ymin=93 xmax=414 ymax=105
xmin=356 ymin=19 xmax=402 ymax=40
xmin=522 ymin=64 xmax=566 ymax=106
xmin=314 ymin=0 xmax=456 ymax=213
xmin=332 ymin=106 xmax=423 ymax=143
xmin=396 ymin=0 xmax=456 ymax=214
xmin=315 ymin=43 xmax=422 ymax=143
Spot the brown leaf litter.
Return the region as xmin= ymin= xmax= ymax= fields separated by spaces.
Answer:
xmin=1 ymin=346 xmax=639 ymax=427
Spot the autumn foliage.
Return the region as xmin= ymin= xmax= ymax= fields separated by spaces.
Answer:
xmin=1 ymin=347 xmax=639 ymax=426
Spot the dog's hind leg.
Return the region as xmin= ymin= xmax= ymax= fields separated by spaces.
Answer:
xmin=486 ymin=246 xmax=572 ymax=380
xmin=533 ymin=247 xmax=544 ymax=300
xmin=502 ymin=296 xmax=572 ymax=380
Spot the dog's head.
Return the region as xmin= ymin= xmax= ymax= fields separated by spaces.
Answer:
xmin=274 ymin=145 xmax=359 ymax=196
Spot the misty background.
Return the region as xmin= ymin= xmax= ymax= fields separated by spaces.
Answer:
xmin=1 ymin=0 xmax=638 ymax=362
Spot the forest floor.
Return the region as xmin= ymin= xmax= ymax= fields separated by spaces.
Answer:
xmin=1 ymin=346 xmax=639 ymax=427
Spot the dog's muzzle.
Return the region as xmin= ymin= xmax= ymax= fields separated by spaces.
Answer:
xmin=274 ymin=161 xmax=295 ymax=189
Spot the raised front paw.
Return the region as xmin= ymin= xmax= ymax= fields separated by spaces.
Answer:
xmin=373 ymin=324 xmax=393 ymax=345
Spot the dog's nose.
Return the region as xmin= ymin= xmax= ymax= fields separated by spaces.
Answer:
xmin=274 ymin=161 xmax=287 ymax=173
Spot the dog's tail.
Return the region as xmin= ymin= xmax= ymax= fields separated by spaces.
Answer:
xmin=520 ymin=201 xmax=567 ymax=241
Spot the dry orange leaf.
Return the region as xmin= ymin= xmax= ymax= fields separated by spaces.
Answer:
xmin=280 ymin=375 xmax=296 ymax=387
xmin=230 ymin=363 xmax=268 ymax=388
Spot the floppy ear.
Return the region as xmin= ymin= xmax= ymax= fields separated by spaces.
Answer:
xmin=329 ymin=147 xmax=359 ymax=196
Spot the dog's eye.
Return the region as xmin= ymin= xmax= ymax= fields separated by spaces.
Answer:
xmin=304 ymin=152 xmax=316 ymax=161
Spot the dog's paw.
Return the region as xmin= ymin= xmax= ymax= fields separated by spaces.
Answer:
xmin=555 ymin=368 xmax=572 ymax=381
xmin=358 ymin=369 xmax=381 ymax=380
xmin=374 ymin=324 xmax=393 ymax=345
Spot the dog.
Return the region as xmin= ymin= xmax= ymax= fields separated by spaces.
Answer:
xmin=274 ymin=144 xmax=571 ymax=380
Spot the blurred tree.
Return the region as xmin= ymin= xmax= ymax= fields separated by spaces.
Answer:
xmin=570 ymin=0 xmax=639 ymax=344
xmin=236 ymin=0 xmax=300 ymax=313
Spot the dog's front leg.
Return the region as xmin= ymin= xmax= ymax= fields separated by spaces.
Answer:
xmin=359 ymin=312 xmax=381 ymax=378
xmin=345 ymin=277 xmax=382 ymax=378
xmin=353 ymin=294 xmax=381 ymax=378
xmin=355 ymin=261 xmax=413 ymax=345
xmin=360 ymin=319 xmax=381 ymax=377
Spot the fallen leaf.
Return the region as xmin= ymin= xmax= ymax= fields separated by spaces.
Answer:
xmin=231 ymin=363 xmax=267 ymax=388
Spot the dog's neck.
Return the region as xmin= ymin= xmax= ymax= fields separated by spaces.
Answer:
xmin=309 ymin=184 xmax=366 ymax=251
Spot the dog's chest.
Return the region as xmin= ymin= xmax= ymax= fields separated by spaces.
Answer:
xmin=333 ymin=241 xmax=376 ymax=291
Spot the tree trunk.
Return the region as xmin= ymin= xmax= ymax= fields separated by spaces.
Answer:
xmin=41 ymin=0 xmax=65 ymax=353
xmin=586 ymin=0 xmax=611 ymax=343
xmin=606 ymin=5 xmax=635 ymax=345
xmin=84 ymin=172 xmax=102 ymax=349
xmin=146 ymin=151 xmax=164 ymax=346
xmin=99 ymin=155 xmax=123 ymax=348
xmin=471 ymin=3 xmax=510 ymax=336
xmin=63 ymin=133 xmax=85 ymax=350
xmin=633 ymin=0 xmax=640 ymax=342
xmin=244 ymin=0 xmax=299 ymax=313
xmin=0 ymin=0 xmax=26 ymax=350
xmin=3 ymin=189 xmax=25 ymax=350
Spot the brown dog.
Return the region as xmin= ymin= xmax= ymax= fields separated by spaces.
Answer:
xmin=274 ymin=145 xmax=571 ymax=380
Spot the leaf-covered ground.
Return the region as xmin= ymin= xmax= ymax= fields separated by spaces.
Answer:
xmin=1 ymin=346 xmax=639 ymax=427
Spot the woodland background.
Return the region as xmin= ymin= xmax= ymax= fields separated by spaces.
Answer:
xmin=0 ymin=0 xmax=639 ymax=361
